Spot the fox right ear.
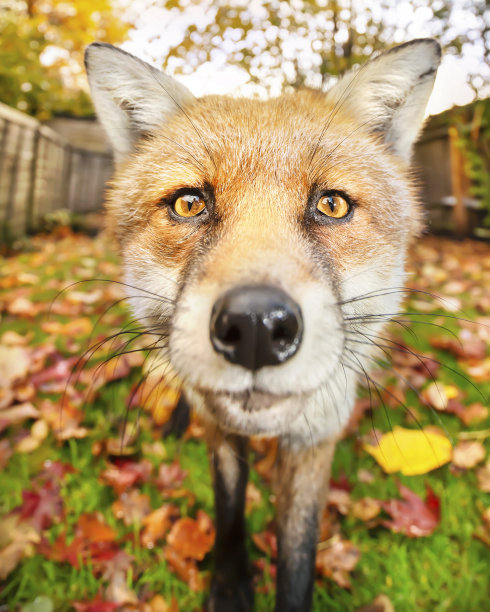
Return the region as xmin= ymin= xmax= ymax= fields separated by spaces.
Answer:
xmin=84 ymin=43 xmax=194 ymax=161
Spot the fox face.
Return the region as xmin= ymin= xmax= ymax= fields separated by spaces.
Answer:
xmin=86 ymin=39 xmax=440 ymax=612
xmin=86 ymin=40 xmax=438 ymax=445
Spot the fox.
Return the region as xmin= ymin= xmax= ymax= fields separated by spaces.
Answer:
xmin=84 ymin=38 xmax=441 ymax=612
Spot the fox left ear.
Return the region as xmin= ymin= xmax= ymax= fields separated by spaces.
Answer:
xmin=84 ymin=43 xmax=195 ymax=162
xmin=326 ymin=39 xmax=441 ymax=161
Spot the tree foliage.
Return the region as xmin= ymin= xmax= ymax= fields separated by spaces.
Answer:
xmin=0 ymin=0 xmax=129 ymax=119
xmin=155 ymin=0 xmax=488 ymax=95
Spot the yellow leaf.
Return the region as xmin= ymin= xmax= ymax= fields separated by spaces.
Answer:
xmin=363 ymin=426 xmax=452 ymax=475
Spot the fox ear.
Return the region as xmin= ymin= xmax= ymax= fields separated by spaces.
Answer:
xmin=326 ymin=39 xmax=441 ymax=160
xmin=84 ymin=43 xmax=194 ymax=161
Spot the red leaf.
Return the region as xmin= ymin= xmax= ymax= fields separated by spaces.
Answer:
xmin=18 ymin=482 xmax=63 ymax=532
xmin=381 ymin=483 xmax=440 ymax=537
xmin=100 ymin=459 xmax=153 ymax=495
xmin=156 ymin=461 xmax=188 ymax=490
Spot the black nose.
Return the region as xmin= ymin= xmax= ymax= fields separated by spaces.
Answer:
xmin=210 ymin=285 xmax=303 ymax=371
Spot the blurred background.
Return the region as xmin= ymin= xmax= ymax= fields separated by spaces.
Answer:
xmin=0 ymin=0 xmax=489 ymax=245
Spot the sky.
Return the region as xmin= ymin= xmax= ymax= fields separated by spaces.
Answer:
xmin=119 ymin=0 xmax=488 ymax=117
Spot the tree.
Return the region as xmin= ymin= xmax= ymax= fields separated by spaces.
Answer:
xmin=140 ymin=0 xmax=487 ymax=97
xmin=0 ymin=1 xmax=130 ymax=118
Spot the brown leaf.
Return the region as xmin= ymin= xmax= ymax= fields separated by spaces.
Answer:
xmin=452 ymin=440 xmax=486 ymax=469
xmin=351 ymin=497 xmax=382 ymax=522
xmin=112 ymin=491 xmax=151 ymax=526
xmin=476 ymin=461 xmax=490 ymax=493
xmin=252 ymin=530 xmax=277 ymax=558
xmin=141 ymin=504 xmax=179 ymax=549
xmin=156 ymin=461 xmax=188 ymax=490
xmin=316 ymin=536 xmax=360 ymax=588
xmin=356 ymin=594 xmax=396 ymax=612
xmin=163 ymin=546 xmax=204 ymax=591
xmin=78 ymin=513 xmax=116 ymax=543
xmin=167 ymin=510 xmax=215 ymax=561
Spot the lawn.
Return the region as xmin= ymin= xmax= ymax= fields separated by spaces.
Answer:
xmin=0 ymin=229 xmax=489 ymax=611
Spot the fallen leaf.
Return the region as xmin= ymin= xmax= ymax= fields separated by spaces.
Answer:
xmin=381 ymin=483 xmax=440 ymax=537
xmin=476 ymin=460 xmax=490 ymax=492
xmin=100 ymin=459 xmax=153 ymax=495
xmin=78 ymin=513 xmax=116 ymax=543
xmin=363 ymin=426 xmax=452 ymax=475
xmin=356 ymin=594 xmax=396 ymax=612
xmin=163 ymin=546 xmax=204 ymax=591
xmin=112 ymin=490 xmax=151 ymax=526
xmin=167 ymin=510 xmax=215 ymax=561
xmin=452 ymin=440 xmax=486 ymax=469
xmin=316 ymin=536 xmax=360 ymax=588
xmin=0 ymin=402 xmax=40 ymax=425
xmin=0 ymin=346 xmax=30 ymax=388
xmin=351 ymin=497 xmax=382 ymax=522
xmin=156 ymin=461 xmax=188 ymax=490
xmin=0 ymin=518 xmax=40 ymax=579
xmin=252 ymin=530 xmax=277 ymax=558
xmin=141 ymin=504 xmax=179 ymax=549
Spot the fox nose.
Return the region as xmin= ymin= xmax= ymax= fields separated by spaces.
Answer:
xmin=210 ymin=285 xmax=303 ymax=371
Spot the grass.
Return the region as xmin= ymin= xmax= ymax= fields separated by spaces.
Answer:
xmin=0 ymin=231 xmax=488 ymax=611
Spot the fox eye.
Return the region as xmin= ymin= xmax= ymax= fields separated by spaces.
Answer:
xmin=173 ymin=193 xmax=206 ymax=218
xmin=316 ymin=194 xmax=350 ymax=219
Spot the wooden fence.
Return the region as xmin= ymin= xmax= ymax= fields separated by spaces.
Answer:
xmin=0 ymin=102 xmax=113 ymax=243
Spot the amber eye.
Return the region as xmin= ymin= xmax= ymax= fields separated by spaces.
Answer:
xmin=173 ymin=193 xmax=206 ymax=218
xmin=316 ymin=194 xmax=350 ymax=219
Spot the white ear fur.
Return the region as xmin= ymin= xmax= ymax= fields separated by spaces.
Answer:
xmin=326 ymin=39 xmax=441 ymax=160
xmin=84 ymin=43 xmax=194 ymax=161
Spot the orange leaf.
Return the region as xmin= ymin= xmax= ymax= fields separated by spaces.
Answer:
xmin=167 ymin=511 xmax=215 ymax=561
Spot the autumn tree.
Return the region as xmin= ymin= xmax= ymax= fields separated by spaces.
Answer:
xmin=141 ymin=0 xmax=487 ymax=96
xmin=0 ymin=0 xmax=129 ymax=118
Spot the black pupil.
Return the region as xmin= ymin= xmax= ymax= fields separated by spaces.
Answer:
xmin=184 ymin=195 xmax=199 ymax=212
xmin=328 ymin=196 xmax=336 ymax=212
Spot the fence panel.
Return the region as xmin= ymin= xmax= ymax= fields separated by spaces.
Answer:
xmin=0 ymin=102 xmax=113 ymax=243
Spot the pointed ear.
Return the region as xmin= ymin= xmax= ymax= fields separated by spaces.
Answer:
xmin=326 ymin=39 xmax=441 ymax=160
xmin=84 ymin=43 xmax=194 ymax=161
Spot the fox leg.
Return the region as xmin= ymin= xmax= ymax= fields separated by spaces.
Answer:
xmin=206 ymin=426 xmax=253 ymax=612
xmin=274 ymin=438 xmax=336 ymax=612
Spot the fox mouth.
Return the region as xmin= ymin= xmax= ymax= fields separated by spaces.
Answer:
xmin=200 ymin=387 xmax=311 ymax=436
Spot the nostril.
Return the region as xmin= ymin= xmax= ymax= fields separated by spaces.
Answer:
xmin=271 ymin=324 xmax=291 ymax=343
xmin=223 ymin=324 xmax=242 ymax=345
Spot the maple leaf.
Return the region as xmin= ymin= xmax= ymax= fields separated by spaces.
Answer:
xmin=381 ymin=483 xmax=440 ymax=537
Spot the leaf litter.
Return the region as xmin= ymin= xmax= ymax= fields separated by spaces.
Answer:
xmin=0 ymin=231 xmax=488 ymax=609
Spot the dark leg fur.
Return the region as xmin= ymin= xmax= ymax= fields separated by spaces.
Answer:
xmin=207 ymin=429 xmax=253 ymax=612
xmin=162 ymin=393 xmax=191 ymax=438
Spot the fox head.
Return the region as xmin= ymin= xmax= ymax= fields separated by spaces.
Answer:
xmin=85 ymin=40 xmax=440 ymax=445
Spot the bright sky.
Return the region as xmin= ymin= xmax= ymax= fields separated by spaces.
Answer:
xmin=119 ymin=0 xmax=488 ymax=117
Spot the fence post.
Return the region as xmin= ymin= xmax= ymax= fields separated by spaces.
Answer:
xmin=448 ymin=125 xmax=469 ymax=239
xmin=26 ymin=126 xmax=40 ymax=233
